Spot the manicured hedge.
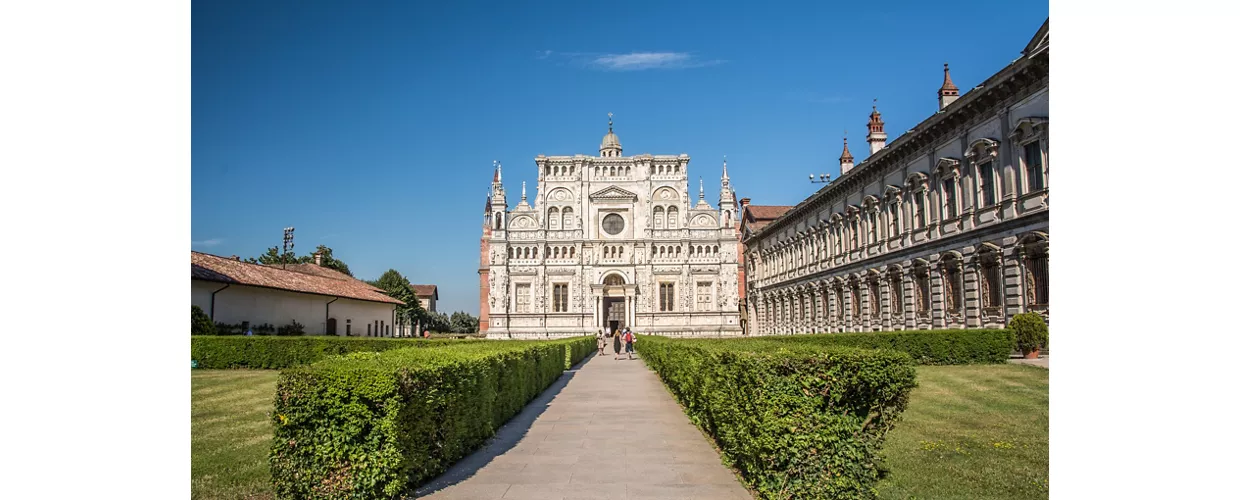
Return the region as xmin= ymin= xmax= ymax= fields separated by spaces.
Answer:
xmin=639 ymin=336 xmax=917 ymax=500
xmin=767 ymin=329 xmax=1015 ymax=365
xmin=551 ymin=336 xmax=596 ymax=369
xmin=190 ymin=336 xmax=467 ymax=369
xmin=269 ymin=341 xmax=566 ymax=499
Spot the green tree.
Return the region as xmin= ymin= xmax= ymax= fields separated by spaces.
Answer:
xmin=449 ymin=311 xmax=479 ymax=333
xmin=245 ymin=244 xmax=352 ymax=277
xmin=309 ymin=245 xmax=353 ymax=276
xmin=371 ymin=269 xmax=427 ymax=332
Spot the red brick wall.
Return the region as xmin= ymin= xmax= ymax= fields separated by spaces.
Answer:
xmin=478 ymin=225 xmax=490 ymax=333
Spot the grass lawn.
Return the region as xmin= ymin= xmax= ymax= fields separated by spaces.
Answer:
xmin=192 ymin=370 xmax=280 ymax=500
xmin=877 ymin=364 xmax=1049 ymax=500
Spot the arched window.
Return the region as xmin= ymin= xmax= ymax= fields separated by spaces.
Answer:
xmin=887 ymin=202 xmax=900 ymax=238
xmin=942 ymin=178 xmax=958 ymax=220
xmin=889 ymin=270 xmax=904 ymax=316
xmin=870 ymin=279 xmax=882 ymax=320
xmin=867 ymin=210 xmax=878 ymax=243
xmin=942 ymin=256 xmax=962 ymax=313
xmin=914 ymin=264 xmax=931 ymax=318
xmin=654 ymin=206 xmax=665 ymax=229
xmin=562 ymin=207 xmax=574 ymax=229
xmin=913 ymin=192 xmax=927 ymax=229
xmin=1022 ymin=236 xmax=1049 ymax=311
xmin=668 ymin=207 xmax=679 ymax=229
xmin=980 ymin=247 xmax=1003 ymax=314
xmin=604 ymin=274 xmax=625 ymax=286
xmin=548 ymin=207 xmax=560 ymax=229
xmin=507 ymin=247 xmax=513 ymax=259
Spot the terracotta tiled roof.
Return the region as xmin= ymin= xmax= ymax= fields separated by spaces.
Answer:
xmin=271 ymin=263 xmax=386 ymax=292
xmin=741 ymin=205 xmax=794 ymax=233
xmin=192 ymin=252 xmax=403 ymax=305
xmin=410 ymin=284 xmax=438 ymax=299
xmin=746 ymin=205 xmax=794 ymax=220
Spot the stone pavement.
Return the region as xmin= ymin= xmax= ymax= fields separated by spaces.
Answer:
xmin=414 ymin=351 xmax=752 ymax=500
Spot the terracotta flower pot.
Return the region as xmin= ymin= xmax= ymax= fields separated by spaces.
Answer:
xmin=1023 ymin=348 xmax=1041 ymax=359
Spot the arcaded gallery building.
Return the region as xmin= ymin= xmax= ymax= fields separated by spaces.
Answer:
xmin=742 ymin=20 xmax=1050 ymax=335
xmin=478 ymin=117 xmax=744 ymax=339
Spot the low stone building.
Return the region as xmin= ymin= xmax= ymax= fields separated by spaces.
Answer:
xmin=191 ymin=251 xmax=404 ymax=336
xmin=744 ymin=20 xmax=1050 ymax=335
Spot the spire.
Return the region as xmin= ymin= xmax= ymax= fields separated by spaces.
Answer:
xmin=938 ymin=63 xmax=960 ymax=110
xmin=521 ymin=181 xmax=526 ymax=202
xmin=608 ymin=112 xmax=613 ymax=132
xmin=840 ymin=133 xmax=855 ymax=174
xmin=493 ymin=160 xmax=502 ymax=183
xmin=940 ymin=63 xmax=959 ymax=92
xmin=699 ymin=177 xmax=704 ymax=200
xmin=866 ymin=99 xmax=887 ymax=155
xmin=722 ymin=155 xmax=729 ymax=180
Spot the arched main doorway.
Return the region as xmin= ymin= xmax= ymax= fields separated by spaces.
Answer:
xmin=602 ymin=273 xmax=626 ymax=334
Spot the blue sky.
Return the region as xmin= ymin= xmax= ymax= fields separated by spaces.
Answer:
xmin=192 ymin=0 xmax=1049 ymax=315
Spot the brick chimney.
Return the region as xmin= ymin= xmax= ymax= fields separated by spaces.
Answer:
xmin=313 ymin=251 xmax=323 ymax=266
xmin=739 ymin=197 xmax=751 ymax=209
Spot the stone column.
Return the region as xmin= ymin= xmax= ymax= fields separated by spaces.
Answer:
xmin=879 ymin=276 xmax=891 ymax=331
xmin=930 ymin=262 xmax=945 ymax=330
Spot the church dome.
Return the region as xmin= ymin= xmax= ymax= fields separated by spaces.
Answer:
xmin=601 ymin=130 xmax=621 ymax=149
xmin=599 ymin=113 xmax=622 ymax=157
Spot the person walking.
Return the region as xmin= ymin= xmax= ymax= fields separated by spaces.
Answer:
xmin=596 ymin=329 xmax=606 ymax=355
xmin=613 ymin=328 xmax=623 ymax=360
xmin=623 ymin=328 xmax=635 ymax=360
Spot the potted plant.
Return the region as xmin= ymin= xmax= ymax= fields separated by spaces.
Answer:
xmin=1008 ymin=312 xmax=1048 ymax=358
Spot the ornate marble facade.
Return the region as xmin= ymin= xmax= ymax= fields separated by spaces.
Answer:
xmin=480 ymin=116 xmax=743 ymax=338
xmin=743 ymin=20 xmax=1050 ymax=336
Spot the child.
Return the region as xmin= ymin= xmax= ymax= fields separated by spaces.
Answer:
xmin=623 ymin=329 xmax=635 ymax=360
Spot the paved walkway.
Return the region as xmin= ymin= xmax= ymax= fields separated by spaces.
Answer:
xmin=414 ymin=351 xmax=751 ymax=500
xmin=1008 ymin=356 xmax=1049 ymax=369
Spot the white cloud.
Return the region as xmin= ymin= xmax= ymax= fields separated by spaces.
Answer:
xmin=548 ymin=51 xmax=724 ymax=71
xmin=537 ymin=50 xmax=553 ymax=59
xmin=192 ymin=238 xmax=223 ymax=247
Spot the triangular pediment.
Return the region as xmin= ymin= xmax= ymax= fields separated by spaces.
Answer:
xmin=1023 ymin=19 xmax=1049 ymax=58
xmin=589 ymin=186 xmax=638 ymax=201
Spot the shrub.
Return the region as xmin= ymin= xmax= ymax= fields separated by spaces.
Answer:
xmin=1008 ymin=313 xmax=1048 ymax=353
xmin=190 ymin=336 xmax=467 ymax=369
xmin=551 ymin=335 xmax=596 ymax=369
xmin=639 ymin=336 xmax=917 ymax=500
xmin=763 ymin=329 xmax=1015 ymax=365
xmin=191 ymin=306 xmax=216 ymax=336
xmin=275 ymin=320 xmax=305 ymax=336
xmin=269 ymin=342 xmax=566 ymax=499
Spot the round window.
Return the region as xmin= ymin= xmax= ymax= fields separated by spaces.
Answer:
xmin=602 ymin=213 xmax=625 ymax=235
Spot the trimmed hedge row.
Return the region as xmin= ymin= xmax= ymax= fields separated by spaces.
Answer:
xmin=269 ymin=341 xmax=566 ymax=499
xmin=768 ymin=329 xmax=1015 ymax=365
xmin=552 ymin=336 xmax=596 ymax=369
xmin=190 ymin=336 xmax=466 ymax=369
xmin=639 ymin=336 xmax=917 ymax=499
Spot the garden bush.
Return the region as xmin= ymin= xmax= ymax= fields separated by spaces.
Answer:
xmin=190 ymin=336 xmax=466 ymax=369
xmin=269 ymin=341 xmax=566 ymax=499
xmin=551 ymin=335 xmax=596 ymax=369
xmin=639 ymin=336 xmax=917 ymax=499
xmin=1008 ymin=313 xmax=1048 ymax=354
xmin=763 ymin=329 xmax=1015 ymax=365
xmin=191 ymin=306 xmax=216 ymax=336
